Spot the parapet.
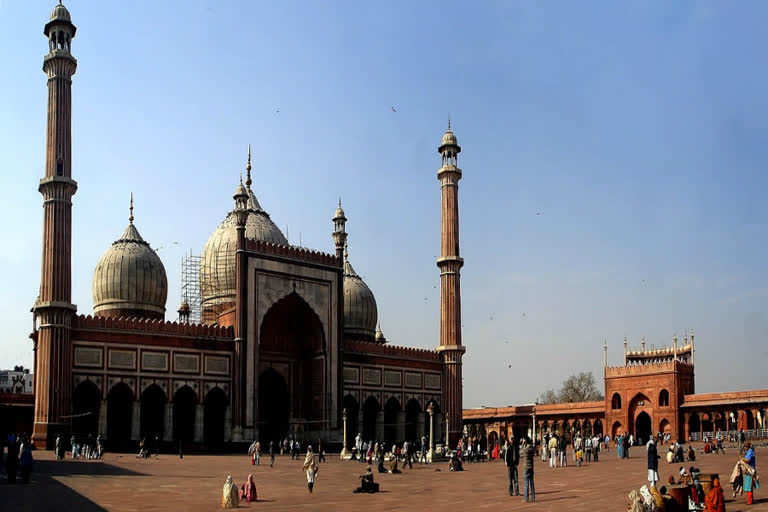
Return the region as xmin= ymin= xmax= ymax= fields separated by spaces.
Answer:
xmin=246 ymin=239 xmax=342 ymax=267
xmin=345 ymin=339 xmax=441 ymax=362
xmin=73 ymin=314 xmax=234 ymax=339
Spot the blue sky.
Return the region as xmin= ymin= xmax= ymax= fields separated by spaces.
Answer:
xmin=1 ymin=1 xmax=766 ymax=407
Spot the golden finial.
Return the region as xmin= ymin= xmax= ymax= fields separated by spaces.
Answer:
xmin=129 ymin=192 xmax=134 ymax=223
xmin=245 ymin=144 xmax=252 ymax=188
xmin=338 ymin=197 xmax=342 ymax=208
xmin=447 ymin=114 xmax=451 ymax=130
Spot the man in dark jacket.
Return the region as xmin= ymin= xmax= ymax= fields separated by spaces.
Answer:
xmin=520 ymin=437 xmax=535 ymax=503
xmin=504 ymin=436 xmax=520 ymax=496
xmin=647 ymin=436 xmax=659 ymax=487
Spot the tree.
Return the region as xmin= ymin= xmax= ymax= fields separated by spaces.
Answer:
xmin=538 ymin=372 xmax=603 ymax=404
xmin=539 ymin=389 xmax=559 ymax=405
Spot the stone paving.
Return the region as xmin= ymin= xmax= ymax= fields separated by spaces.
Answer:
xmin=1 ymin=445 xmax=766 ymax=511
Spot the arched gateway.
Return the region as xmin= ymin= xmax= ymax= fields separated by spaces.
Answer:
xmin=259 ymin=292 xmax=326 ymax=441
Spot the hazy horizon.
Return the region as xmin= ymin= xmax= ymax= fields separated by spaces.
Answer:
xmin=1 ymin=1 xmax=766 ymax=408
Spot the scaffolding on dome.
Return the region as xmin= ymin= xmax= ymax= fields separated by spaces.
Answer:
xmin=179 ymin=251 xmax=202 ymax=324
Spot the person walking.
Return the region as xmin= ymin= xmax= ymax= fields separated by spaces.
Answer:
xmin=303 ymin=446 xmax=319 ymax=494
xmin=269 ymin=440 xmax=275 ymax=468
xmin=520 ymin=437 xmax=535 ymax=503
xmin=504 ymin=437 xmax=520 ymax=497
xmin=593 ymin=434 xmax=600 ymax=462
xmin=420 ymin=436 xmax=428 ymax=464
xmin=548 ymin=434 xmax=557 ymax=468
xmin=318 ymin=439 xmax=325 ymax=463
xmin=647 ymin=436 xmax=660 ymax=488
xmin=558 ymin=435 xmax=568 ymax=467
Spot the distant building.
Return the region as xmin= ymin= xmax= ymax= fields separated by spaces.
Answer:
xmin=464 ymin=335 xmax=768 ymax=447
xmin=0 ymin=366 xmax=33 ymax=394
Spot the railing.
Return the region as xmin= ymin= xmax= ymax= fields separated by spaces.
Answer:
xmin=690 ymin=429 xmax=768 ymax=442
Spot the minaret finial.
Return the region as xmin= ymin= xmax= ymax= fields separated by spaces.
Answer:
xmin=129 ymin=192 xmax=134 ymax=224
xmin=448 ymin=114 xmax=451 ymax=130
xmin=338 ymin=197 xmax=342 ymax=208
xmin=245 ymin=144 xmax=252 ymax=188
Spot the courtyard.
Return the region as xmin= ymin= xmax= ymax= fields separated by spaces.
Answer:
xmin=1 ymin=444 xmax=765 ymax=511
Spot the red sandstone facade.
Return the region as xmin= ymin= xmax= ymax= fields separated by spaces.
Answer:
xmin=464 ymin=336 xmax=768 ymax=446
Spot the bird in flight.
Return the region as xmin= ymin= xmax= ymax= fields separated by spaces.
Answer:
xmin=391 ymin=107 xmax=397 ymax=112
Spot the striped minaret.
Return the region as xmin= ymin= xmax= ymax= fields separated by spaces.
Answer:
xmin=32 ymin=2 xmax=78 ymax=448
xmin=435 ymin=121 xmax=466 ymax=448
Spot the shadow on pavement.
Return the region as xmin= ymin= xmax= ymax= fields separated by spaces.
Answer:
xmin=0 ymin=459 xmax=147 ymax=511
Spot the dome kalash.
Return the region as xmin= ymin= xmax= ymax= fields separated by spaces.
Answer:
xmin=200 ymin=168 xmax=287 ymax=323
xmin=92 ymin=196 xmax=168 ymax=320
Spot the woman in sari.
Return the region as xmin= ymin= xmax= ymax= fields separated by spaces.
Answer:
xmin=743 ymin=442 xmax=759 ymax=505
xmin=240 ymin=474 xmax=257 ymax=502
xmin=704 ymin=476 xmax=725 ymax=512
xmin=221 ymin=475 xmax=239 ymax=509
xmin=303 ymin=446 xmax=319 ymax=493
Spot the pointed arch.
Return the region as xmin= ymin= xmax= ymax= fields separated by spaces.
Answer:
xmin=140 ymin=384 xmax=166 ymax=441
xmin=72 ymin=380 xmax=101 ymax=437
xmin=173 ymin=385 xmax=197 ymax=443
xmin=107 ymin=381 xmax=134 ymax=449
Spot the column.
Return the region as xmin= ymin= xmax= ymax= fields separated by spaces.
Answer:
xmin=699 ymin=413 xmax=703 ymax=441
xmin=340 ymin=409 xmax=349 ymax=458
xmin=164 ymin=403 xmax=173 ymax=442
xmin=752 ymin=409 xmax=759 ymax=435
xmin=194 ymin=404 xmax=204 ymax=443
xmin=224 ymin=405 xmax=232 ymax=442
xmin=684 ymin=413 xmax=690 ymax=442
xmin=131 ymin=401 xmax=140 ymax=441
xmin=375 ymin=411 xmax=384 ymax=442
xmin=725 ymin=410 xmax=730 ymax=440
xmin=711 ymin=411 xmax=717 ymax=437
xmin=397 ymin=411 xmax=406 ymax=442
xmin=445 ymin=416 xmax=450 ymax=449
xmin=427 ymin=405 xmax=435 ymax=462
xmin=98 ymin=400 xmax=107 ymax=437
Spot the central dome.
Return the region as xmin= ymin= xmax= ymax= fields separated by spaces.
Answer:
xmin=200 ymin=187 xmax=287 ymax=322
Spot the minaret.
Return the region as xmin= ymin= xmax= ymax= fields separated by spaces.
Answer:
xmin=233 ymin=174 xmax=249 ymax=442
xmin=332 ymin=199 xmax=347 ymax=260
xmin=32 ymin=2 xmax=78 ymax=448
xmin=435 ymin=121 xmax=465 ymax=447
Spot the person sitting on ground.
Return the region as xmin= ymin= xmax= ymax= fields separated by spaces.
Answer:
xmin=688 ymin=445 xmax=696 ymax=462
xmin=240 ymin=474 xmax=257 ymax=503
xmin=354 ymin=466 xmax=380 ymax=493
xmin=377 ymin=451 xmax=386 ymax=473
xmin=448 ymin=453 xmax=464 ymax=472
xmin=649 ymin=484 xmax=666 ymax=511
xmin=667 ymin=445 xmax=675 ymax=464
xmin=704 ymin=441 xmax=711 ymax=454
xmin=675 ymin=442 xmax=685 ymax=463
xmin=389 ymin=456 xmax=401 ymax=474
xmin=221 ymin=475 xmax=239 ymax=509
xmin=704 ymin=476 xmax=725 ymax=512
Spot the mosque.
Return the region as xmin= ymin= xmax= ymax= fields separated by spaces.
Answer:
xmin=29 ymin=3 xmax=465 ymax=453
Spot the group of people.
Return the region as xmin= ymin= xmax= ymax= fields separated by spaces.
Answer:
xmin=643 ymin=433 xmax=759 ymax=510
xmin=502 ymin=434 xmax=536 ymax=503
xmin=221 ymin=474 xmax=258 ymax=508
xmin=247 ymin=440 xmax=277 ymax=467
xmin=2 ymin=433 xmax=34 ymax=484
xmin=58 ymin=433 xmax=103 ymax=460
xmin=136 ymin=434 xmax=161 ymax=459
xmin=350 ymin=433 xmax=428 ymax=466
